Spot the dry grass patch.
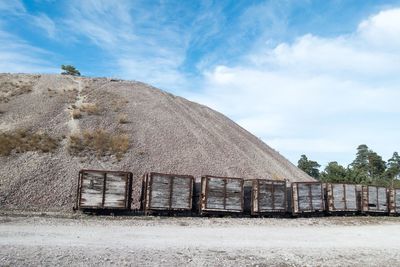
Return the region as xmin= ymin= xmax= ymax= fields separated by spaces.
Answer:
xmin=80 ymin=103 xmax=100 ymax=115
xmin=111 ymin=99 xmax=129 ymax=112
xmin=0 ymin=81 xmax=34 ymax=103
xmin=71 ymin=109 xmax=81 ymax=119
xmin=118 ymin=114 xmax=129 ymax=124
xmin=68 ymin=129 xmax=129 ymax=160
xmin=0 ymin=129 xmax=59 ymax=156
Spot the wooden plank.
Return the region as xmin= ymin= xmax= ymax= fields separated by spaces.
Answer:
xmin=293 ymin=183 xmax=323 ymax=213
xmin=310 ymin=184 xmax=323 ymax=210
xmin=149 ymin=174 xmax=171 ymax=208
xmin=146 ymin=173 xmax=193 ymax=211
xmin=103 ymin=173 xmax=127 ymax=208
xmin=377 ymin=187 xmax=388 ymax=212
xmin=255 ymin=180 xmax=286 ymax=213
xmin=298 ymin=183 xmax=311 ymax=211
xmin=171 ymin=176 xmax=192 ymax=209
xmin=332 ymin=184 xmax=345 ymax=210
xmin=77 ymin=169 xmax=132 ymax=210
xmin=345 ymin=184 xmax=357 ymax=210
xmin=328 ymin=184 xmax=357 ymax=212
xmin=292 ymin=183 xmax=299 ymax=213
xmin=368 ymin=186 xmax=378 ymax=211
xmin=202 ymin=176 xmax=244 ymax=213
xmin=395 ymin=189 xmax=400 ymax=213
xmin=225 ymin=178 xmax=242 ymax=211
xmin=80 ymin=172 xmax=104 ymax=208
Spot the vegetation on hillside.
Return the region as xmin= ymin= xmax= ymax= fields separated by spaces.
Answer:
xmin=61 ymin=65 xmax=81 ymax=76
xmin=298 ymin=145 xmax=400 ymax=187
xmin=0 ymin=129 xmax=59 ymax=156
xmin=68 ymin=129 xmax=129 ymax=161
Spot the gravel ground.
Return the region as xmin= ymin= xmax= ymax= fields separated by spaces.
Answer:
xmin=0 ymin=73 xmax=313 ymax=212
xmin=1 ymin=215 xmax=400 ymax=266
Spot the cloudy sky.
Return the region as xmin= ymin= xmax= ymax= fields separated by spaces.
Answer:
xmin=1 ymin=0 xmax=400 ymax=167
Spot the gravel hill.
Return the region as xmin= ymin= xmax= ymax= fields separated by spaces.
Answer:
xmin=0 ymin=73 xmax=313 ymax=212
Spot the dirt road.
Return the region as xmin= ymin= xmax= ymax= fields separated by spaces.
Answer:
xmin=1 ymin=215 xmax=400 ymax=266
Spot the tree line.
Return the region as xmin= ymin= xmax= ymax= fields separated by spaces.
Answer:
xmin=297 ymin=144 xmax=400 ymax=187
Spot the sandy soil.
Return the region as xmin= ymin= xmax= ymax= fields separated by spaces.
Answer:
xmin=1 ymin=215 xmax=400 ymax=266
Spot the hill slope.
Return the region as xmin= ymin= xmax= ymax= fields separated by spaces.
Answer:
xmin=0 ymin=74 xmax=313 ymax=211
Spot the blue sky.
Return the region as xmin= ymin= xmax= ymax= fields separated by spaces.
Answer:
xmin=1 ymin=0 xmax=400 ymax=168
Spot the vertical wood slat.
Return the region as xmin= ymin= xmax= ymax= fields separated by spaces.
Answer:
xmin=362 ymin=185 xmax=388 ymax=213
xmin=326 ymin=183 xmax=357 ymax=212
xmin=251 ymin=179 xmax=286 ymax=215
xmin=77 ymin=169 xmax=132 ymax=210
xmin=292 ymin=182 xmax=324 ymax=214
xmin=200 ymin=175 xmax=244 ymax=213
xmin=389 ymin=188 xmax=400 ymax=214
xmin=144 ymin=172 xmax=194 ymax=213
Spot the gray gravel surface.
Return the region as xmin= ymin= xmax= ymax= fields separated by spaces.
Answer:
xmin=1 ymin=215 xmax=400 ymax=266
xmin=0 ymin=73 xmax=313 ymax=212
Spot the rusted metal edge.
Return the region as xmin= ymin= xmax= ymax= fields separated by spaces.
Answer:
xmin=202 ymin=174 xmax=244 ymax=181
xmin=80 ymin=169 xmax=133 ymax=175
xmin=75 ymin=171 xmax=83 ymax=210
xmin=149 ymin=172 xmax=194 ymax=179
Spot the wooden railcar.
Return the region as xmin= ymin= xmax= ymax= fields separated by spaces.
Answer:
xmin=251 ymin=179 xmax=287 ymax=215
xmin=361 ymin=185 xmax=388 ymax=214
xmin=388 ymin=188 xmax=400 ymax=215
xmin=142 ymin=172 xmax=194 ymax=215
xmin=291 ymin=182 xmax=325 ymax=215
xmin=200 ymin=175 xmax=244 ymax=215
xmin=76 ymin=169 xmax=132 ymax=210
xmin=325 ymin=183 xmax=358 ymax=213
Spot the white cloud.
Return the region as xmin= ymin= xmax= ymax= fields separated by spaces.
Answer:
xmin=0 ymin=28 xmax=57 ymax=73
xmin=187 ymin=8 xmax=400 ymax=166
xmin=32 ymin=13 xmax=56 ymax=38
xmin=0 ymin=0 xmax=26 ymax=15
xmin=61 ymin=0 xmax=191 ymax=91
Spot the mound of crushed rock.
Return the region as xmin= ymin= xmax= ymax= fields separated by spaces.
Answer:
xmin=0 ymin=73 xmax=313 ymax=212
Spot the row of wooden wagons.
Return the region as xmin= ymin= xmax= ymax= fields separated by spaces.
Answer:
xmin=75 ymin=169 xmax=400 ymax=216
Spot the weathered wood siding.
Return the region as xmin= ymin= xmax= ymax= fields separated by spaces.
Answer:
xmin=200 ymin=176 xmax=244 ymax=213
xmin=144 ymin=173 xmax=194 ymax=212
xmin=77 ymin=170 xmax=132 ymax=210
xmin=326 ymin=183 xmax=357 ymax=212
xmin=361 ymin=186 xmax=388 ymax=213
xmin=252 ymin=180 xmax=286 ymax=214
xmin=292 ymin=182 xmax=324 ymax=214
xmin=389 ymin=188 xmax=400 ymax=214
xmin=79 ymin=171 xmax=104 ymax=208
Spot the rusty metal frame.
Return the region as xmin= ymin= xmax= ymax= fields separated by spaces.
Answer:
xmin=252 ymin=179 xmax=287 ymax=215
xmin=200 ymin=175 xmax=244 ymax=213
xmin=326 ymin=183 xmax=358 ymax=212
xmin=77 ymin=169 xmax=133 ymax=210
xmin=291 ymin=182 xmax=324 ymax=214
xmin=144 ymin=172 xmax=194 ymax=213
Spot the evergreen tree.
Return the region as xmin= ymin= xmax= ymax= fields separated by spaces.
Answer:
xmin=320 ymin=161 xmax=347 ymax=182
xmin=297 ymin=154 xmax=321 ymax=179
xmin=367 ymin=151 xmax=386 ymax=180
xmin=61 ymin=65 xmax=81 ymax=76
xmin=385 ymin=152 xmax=400 ymax=185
